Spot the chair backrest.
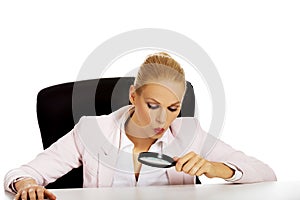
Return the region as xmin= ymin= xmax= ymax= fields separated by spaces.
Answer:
xmin=36 ymin=77 xmax=195 ymax=189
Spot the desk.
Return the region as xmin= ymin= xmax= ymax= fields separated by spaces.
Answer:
xmin=4 ymin=181 xmax=300 ymax=200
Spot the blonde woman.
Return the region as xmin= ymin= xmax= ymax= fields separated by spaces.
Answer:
xmin=4 ymin=52 xmax=277 ymax=200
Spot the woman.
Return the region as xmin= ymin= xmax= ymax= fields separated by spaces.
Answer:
xmin=4 ymin=52 xmax=277 ymax=200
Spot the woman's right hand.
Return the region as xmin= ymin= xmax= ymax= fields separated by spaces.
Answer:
xmin=14 ymin=178 xmax=56 ymax=200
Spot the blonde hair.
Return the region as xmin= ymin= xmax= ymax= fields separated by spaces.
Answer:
xmin=134 ymin=52 xmax=186 ymax=95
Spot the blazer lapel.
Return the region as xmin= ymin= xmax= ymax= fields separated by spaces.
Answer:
xmin=97 ymin=140 xmax=119 ymax=187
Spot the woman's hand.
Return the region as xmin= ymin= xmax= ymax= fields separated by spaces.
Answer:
xmin=174 ymin=151 xmax=234 ymax=179
xmin=14 ymin=178 xmax=56 ymax=200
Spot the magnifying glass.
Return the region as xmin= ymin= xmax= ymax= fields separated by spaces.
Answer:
xmin=138 ymin=152 xmax=177 ymax=168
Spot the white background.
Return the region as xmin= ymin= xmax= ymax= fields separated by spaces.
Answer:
xmin=1 ymin=0 xmax=300 ymax=197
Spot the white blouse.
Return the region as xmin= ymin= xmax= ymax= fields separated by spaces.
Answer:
xmin=112 ymin=124 xmax=171 ymax=187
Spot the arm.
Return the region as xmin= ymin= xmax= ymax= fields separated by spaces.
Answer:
xmin=204 ymin=138 xmax=277 ymax=183
xmin=4 ymin=119 xmax=84 ymax=194
xmin=174 ymin=152 xmax=235 ymax=179
xmin=173 ymin=118 xmax=277 ymax=183
xmin=13 ymin=177 xmax=56 ymax=200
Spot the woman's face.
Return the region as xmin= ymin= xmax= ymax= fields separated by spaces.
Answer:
xmin=128 ymin=82 xmax=184 ymax=140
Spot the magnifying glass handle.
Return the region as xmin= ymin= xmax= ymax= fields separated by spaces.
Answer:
xmin=170 ymin=161 xmax=177 ymax=167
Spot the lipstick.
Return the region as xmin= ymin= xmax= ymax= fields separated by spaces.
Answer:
xmin=154 ymin=128 xmax=165 ymax=134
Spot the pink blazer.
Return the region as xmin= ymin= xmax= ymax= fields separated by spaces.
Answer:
xmin=4 ymin=106 xmax=276 ymax=193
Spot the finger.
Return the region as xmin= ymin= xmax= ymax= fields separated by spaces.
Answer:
xmin=44 ymin=189 xmax=56 ymax=200
xmin=175 ymin=152 xmax=197 ymax=172
xmin=173 ymin=156 xmax=179 ymax=161
xmin=195 ymin=162 xmax=211 ymax=177
xmin=175 ymin=152 xmax=195 ymax=171
xmin=28 ymin=188 xmax=36 ymax=200
xmin=36 ymin=188 xmax=44 ymax=200
xmin=14 ymin=192 xmax=21 ymax=200
xmin=188 ymin=158 xmax=206 ymax=176
xmin=21 ymin=190 xmax=28 ymax=200
xmin=182 ymin=156 xmax=201 ymax=173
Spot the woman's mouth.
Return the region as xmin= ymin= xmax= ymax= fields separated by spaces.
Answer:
xmin=154 ymin=128 xmax=165 ymax=134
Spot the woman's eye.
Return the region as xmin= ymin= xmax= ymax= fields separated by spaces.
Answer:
xmin=147 ymin=103 xmax=159 ymax=109
xmin=168 ymin=107 xmax=178 ymax=112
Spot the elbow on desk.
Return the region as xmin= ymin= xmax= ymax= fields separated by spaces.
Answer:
xmin=234 ymin=163 xmax=277 ymax=184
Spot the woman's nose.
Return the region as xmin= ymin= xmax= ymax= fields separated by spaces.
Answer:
xmin=155 ymin=108 xmax=166 ymax=124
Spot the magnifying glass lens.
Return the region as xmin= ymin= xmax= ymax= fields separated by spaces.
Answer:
xmin=138 ymin=152 xmax=176 ymax=168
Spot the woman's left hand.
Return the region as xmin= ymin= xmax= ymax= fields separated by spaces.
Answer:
xmin=174 ymin=151 xmax=234 ymax=179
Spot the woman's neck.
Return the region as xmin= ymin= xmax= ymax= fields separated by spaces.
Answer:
xmin=125 ymin=116 xmax=156 ymax=150
xmin=125 ymin=133 xmax=156 ymax=151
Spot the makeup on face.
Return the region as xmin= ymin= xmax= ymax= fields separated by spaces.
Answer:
xmin=127 ymin=83 xmax=183 ymax=139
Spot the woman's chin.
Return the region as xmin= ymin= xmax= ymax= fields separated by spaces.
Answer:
xmin=149 ymin=130 xmax=165 ymax=139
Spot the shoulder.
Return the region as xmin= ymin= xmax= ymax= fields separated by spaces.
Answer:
xmin=73 ymin=106 xmax=131 ymax=152
xmin=171 ymin=117 xmax=202 ymax=132
xmin=75 ymin=105 xmax=131 ymax=135
xmin=170 ymin=117 xmax=204 ymax=139
xmin=170 ymin=117 xmax=207 ymax=151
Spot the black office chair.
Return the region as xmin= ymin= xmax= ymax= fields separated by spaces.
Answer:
xmin=36 ymin=77 xmax=197 ymax=189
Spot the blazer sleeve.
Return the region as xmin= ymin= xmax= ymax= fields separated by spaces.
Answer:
xmin=3 ymin=119 xmax=84 ymax=193
xmin=194 ymin=119 xmax=277 ymax=183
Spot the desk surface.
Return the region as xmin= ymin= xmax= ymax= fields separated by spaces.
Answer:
xmin=4 ymin=181 xmax=300 ymax=200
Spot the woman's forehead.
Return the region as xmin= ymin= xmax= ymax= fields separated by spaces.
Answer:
xmin=139 ymin=83 xmax=185 ymax=102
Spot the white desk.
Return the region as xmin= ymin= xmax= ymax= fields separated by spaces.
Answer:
xmin=4 ymin=181 xmax=300 ymax=200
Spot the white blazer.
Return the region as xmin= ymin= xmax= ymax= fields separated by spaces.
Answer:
xmin=4 ymin=106 xmax=277 ymax=193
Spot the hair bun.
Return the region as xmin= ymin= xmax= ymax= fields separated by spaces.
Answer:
xmin=134 ymin=51 xmax=186 ymax=94
xmin=150 ymin=52 xmax=171 ymax=58
xmin=144 ymin=52 xmax=173 ymax=65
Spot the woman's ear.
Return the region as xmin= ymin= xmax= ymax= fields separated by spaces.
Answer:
xmin=129 ymin=85 xmax=136 ymax=105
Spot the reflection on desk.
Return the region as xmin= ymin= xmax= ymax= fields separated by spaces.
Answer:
xmin=4 ymin=181 xmax=300 ymax=200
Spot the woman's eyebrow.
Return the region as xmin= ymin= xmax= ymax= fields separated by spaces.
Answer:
xmin=169 ymin=101 xmax=180 ymax=106
xmin=145 ymin=98 xmax=160 ymax=104
xmin=146 ymin=98 xmax=180 ymax=106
